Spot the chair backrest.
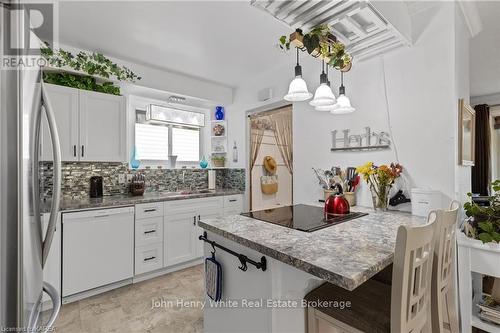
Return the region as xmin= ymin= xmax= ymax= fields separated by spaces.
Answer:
xmin=434 ymin=201 xmax=459 ymax=292
xmin=391 ymin=211 xmax=437 ymax=333
xmin=431 ymin=201 xmax=460 ymax=332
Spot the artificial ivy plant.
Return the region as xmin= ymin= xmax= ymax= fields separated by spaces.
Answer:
xmin=278 ymin=25 xmax=352 ymax=71
xmin=463 ymin=180 xmax=500 ymax=243
xmin=41 ymin=44 xmax=141 ymax=95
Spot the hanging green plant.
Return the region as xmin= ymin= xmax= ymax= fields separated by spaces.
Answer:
xmin=41 ymin=44 xmax=141 ymax=82
xmin=43 ymin=72 xmax=121 ymax=95
xmin=278 ymin=25 xmax=352 ymax=72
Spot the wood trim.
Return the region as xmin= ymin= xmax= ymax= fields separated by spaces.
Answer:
xmin=458 ymin=98 xmax=476 ymax=166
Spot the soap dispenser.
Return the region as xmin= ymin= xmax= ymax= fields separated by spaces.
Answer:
xmin=232 ymin=141 xmax=238 ymax=163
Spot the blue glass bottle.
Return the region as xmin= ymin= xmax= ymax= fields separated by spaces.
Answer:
xmin=215 ymin=106 xmax=225 ymax=120
xmin=130 ymin=147 xmax=140 ymax=170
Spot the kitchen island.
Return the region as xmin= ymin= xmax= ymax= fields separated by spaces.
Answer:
xmin=197 ymin=206 xmax=427 ymax=333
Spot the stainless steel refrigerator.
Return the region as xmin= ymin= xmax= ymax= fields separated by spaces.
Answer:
xmin=0 ymin=2 xmax=61 ymax=331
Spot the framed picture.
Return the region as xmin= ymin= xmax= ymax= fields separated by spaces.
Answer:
xmin=458 ymin=99 xmax=475 ymax=166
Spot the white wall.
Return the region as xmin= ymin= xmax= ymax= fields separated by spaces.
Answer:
xmin=230 ymin=2 xmax=471 ymax=209
xmin=454 ymin=4 xmax=473 ymax=205
xmin=54 ymin=43 xmax=233 ymax=105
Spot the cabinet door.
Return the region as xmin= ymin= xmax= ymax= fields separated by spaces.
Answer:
xmin=79 ymin=90 xmax=126 ymax=162
xmin=41 ymin=84 xmax=79 ymax=161
xmin=195 ymin=208 xmax=223 ymax=258
xmin=164 ymin=212 xmax=197 ymax=267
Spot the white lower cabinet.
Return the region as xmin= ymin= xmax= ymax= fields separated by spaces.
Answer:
xmin=135 ymin=216 xmax=163 ymax=247
xmin=134 ymin=203 xmax=165 ymax=275
xmin=223 ymin=194 xmax=244 ymax=216
xmin=164 ymin=196 xmax=225 ymax=266
xmin=135 ymin=243 xmax=163 ymax=275
xmin=42 ymin=213 xmax=61 ymax=304
xmin=164 ymin=212 xmax=198 ymax=266
xmin=62 ymin=207 xmax=134 ymax=297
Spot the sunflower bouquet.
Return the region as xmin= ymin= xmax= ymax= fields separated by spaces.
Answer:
xmin=356 ymin=162 xmax=403 ymax=211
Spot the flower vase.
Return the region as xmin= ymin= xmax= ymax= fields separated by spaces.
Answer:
xmin=370 ymin=184 xmax=391 ymax=211
xmin=130 ymin=147 xmax=140 ymax=170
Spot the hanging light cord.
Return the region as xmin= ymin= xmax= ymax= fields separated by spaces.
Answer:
xmin=381 ymin=56 xmax=400 ymax=163
xmin=296 ymin=47 xmax=299 ymax=65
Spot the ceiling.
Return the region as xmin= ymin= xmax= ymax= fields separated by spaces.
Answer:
xmin=470 ymin=1 xmax=500 ymax=97
xmin=57 ymin=1 xmax=290 ymax=88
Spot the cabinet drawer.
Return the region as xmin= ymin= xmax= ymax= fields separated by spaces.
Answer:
xmin=224 ymin=195 xmax=243 ymax=208
xmin=135 ymin=217 xmax=163 ymax=247
xmin=164 ymin=196 xmax=223 ymax=213
xmin=136 ymin=202 xmax=164 ymax=219
xmin=135 ymin=243 xmax=163 ymax=275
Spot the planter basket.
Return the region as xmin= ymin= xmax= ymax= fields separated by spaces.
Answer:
xmin=212 ymin=159 xmax=225 ymax=168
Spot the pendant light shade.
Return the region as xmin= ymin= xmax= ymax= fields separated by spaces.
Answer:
xmin=284 ymin=48 xmax=312 ymax=102
xmin=309 ymin=70 xmax=336 ymax=107
xmin=331 ymin=72 xmax=355 ymax=114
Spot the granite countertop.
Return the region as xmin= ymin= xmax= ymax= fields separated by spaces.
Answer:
xmin=198 ymin=206 xmax=427 ymax=291
xmin=43 ymin=189 xmax=244 ymax=213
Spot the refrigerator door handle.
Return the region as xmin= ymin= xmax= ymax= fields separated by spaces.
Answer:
xmin=41 ymin=282 xmax=61 ymax=333
xmin=31 ymin=79 xmax=43 ymax=250
xmin=40 ymin=81 xmax=62 ymax=267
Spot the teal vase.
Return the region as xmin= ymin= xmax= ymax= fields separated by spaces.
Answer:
xmin=199 ymin=156 xmax=209 ymax=169
xmin=130 ymin=147 xmax=140 ymax=170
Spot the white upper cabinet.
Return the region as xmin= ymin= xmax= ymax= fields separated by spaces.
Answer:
xmin=41 ymin=83 xmax=126 ymax=162
xmin=79 ymin=90 xmax=126 ymax=162
xmin=41 ymin=84 xmax=79 ymax=161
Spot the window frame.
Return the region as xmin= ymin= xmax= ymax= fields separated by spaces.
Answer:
xmin=134 ymin=109 xmax=203 ymax=168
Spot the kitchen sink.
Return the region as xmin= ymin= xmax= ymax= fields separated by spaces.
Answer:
xmin=159 ymin=189 xmax=215 ymax=196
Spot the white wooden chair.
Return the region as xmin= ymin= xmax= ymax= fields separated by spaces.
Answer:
xmin=431 ymin=201 xmax=460 ymax=333
xmin=306 ymin=212 xmax=437 ymax=333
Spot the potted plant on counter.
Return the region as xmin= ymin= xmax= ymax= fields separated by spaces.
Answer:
xmin=458 ymin=180 xmax=500 ymax=327
xmin=211 ymin=156 xmax=225 ymax=168
xmin=463 ymin=180 xmax=500 ymax=243
xmin=356 ymin=162 xmax=403 ymax=211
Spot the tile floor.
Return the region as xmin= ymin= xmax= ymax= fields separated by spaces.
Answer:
xmin=53 ymin=265 xmax=204 ymax=333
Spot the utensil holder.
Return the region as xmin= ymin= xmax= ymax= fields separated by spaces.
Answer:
xmin=344 ymin=192 xmax=356 ymax=206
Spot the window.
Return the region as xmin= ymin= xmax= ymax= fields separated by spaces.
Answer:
xmin=172 ymin=127 xmax=200 ymax=162
xmin=134 ymin=110 xmax=201 ymax=165
xmin=135 ymin=123 xmax=169 ymax=161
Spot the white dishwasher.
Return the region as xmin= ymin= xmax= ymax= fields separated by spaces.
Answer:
xmin=62 ymin=206 xmax=134 ymax=297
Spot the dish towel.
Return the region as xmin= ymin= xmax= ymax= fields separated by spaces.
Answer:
xmin=205 ymin=252 xmax=222 ymax=301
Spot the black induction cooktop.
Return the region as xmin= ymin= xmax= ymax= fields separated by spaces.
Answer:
xmin=241 ymin=204 xmax=368 ymax=232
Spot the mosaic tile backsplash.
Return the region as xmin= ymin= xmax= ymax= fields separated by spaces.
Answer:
xmin=40 ymin=162 xmax=245 ymax=200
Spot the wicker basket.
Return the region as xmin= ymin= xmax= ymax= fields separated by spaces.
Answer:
xmin=261 ymin=182 xmax=278 ymax=195
xmin=212 ymin=159 xmax=225 ymax=168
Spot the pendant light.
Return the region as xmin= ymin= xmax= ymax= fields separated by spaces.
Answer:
xmin=315 ymin=65 xmax=336 ymax=111
xmin=284 ymin=48 xmax=312 ymax=102
xmin=309 ymin=60 xmax=336 ymax=107
xmin=331 ymin=71 xmax=355 ymax=114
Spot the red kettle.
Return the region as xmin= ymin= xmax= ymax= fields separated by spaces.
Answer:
xmin=324 ymin=184 xmax=350 ymax=216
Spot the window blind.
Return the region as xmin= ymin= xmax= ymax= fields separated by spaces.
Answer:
xmin=172 ymin=127 xmax=200 ymax=162
xmin=135 ymin=123 xmax=169 ymax=160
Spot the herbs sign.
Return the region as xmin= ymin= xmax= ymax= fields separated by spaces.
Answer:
xmin=331 ymin=127 xmax=391 ymax=151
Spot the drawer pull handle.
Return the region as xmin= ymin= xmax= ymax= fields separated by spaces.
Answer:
xmin=94 ymin=214 xmax=109 ymax=218
xmin=144 ymin=208 xmax=157 ymax=212
xmin=144 ymin=256 xmax=156 ymax=262
xmin=417 ymin=201 xmax=429 ymax=204
xmin=229 ymin=199 xmax=237 ymax=202
xmin=144 ymin=230 xmax=156 ymax=234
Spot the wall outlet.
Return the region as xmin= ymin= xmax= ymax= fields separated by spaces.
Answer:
xmin=126 ymin=174 xmax=133 ymax=183
xmin=118 ymin=174 xmax=126 ymax=184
